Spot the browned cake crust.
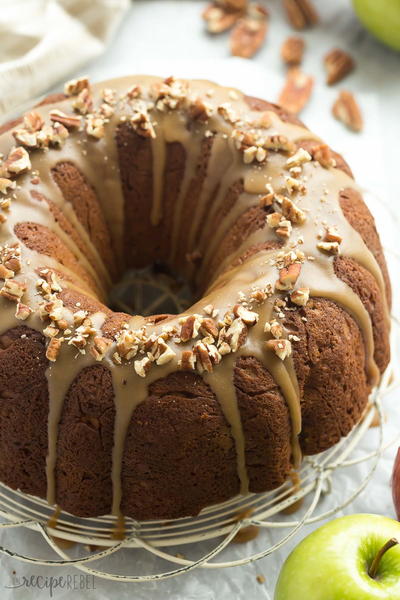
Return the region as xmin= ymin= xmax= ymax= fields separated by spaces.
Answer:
xmin=0 ymin=76 xmax=391 ymax=522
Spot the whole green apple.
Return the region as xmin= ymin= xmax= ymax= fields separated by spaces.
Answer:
xmin=275 ymin=514 xmax=400 ymax=599
xmin=353 ymin=0 xmax=400 ymax=51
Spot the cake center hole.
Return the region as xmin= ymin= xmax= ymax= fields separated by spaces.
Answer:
xmin=108 ymin=262 xmax=194 ymax=317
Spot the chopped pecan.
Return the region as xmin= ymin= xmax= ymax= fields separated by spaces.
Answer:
xmin=230 ymin=4 xmax=269 ymax=58
xmin=0 ymin=264 xmax=14 ymax=279
xmin=73 ymin=310 xmax=88 ymax=326
xmin=264 ymin=135 xmax=295 ymax=153
xmin=72 ymin=88 xmax=93 ymax=115
xmin=290 ymin=287 xmax=310 ymax=306
xmin=188 ymin=97 xmax=213 ymax=121
xmin=285 ymin=175 xmax=306 ymax=194
xmin=278 ymin=67 xmax=314 ymax=115
xmin=281 ymin=196 xmax=306 ymax=224
xmin=23 ymin=111 xmax=44 ymax=132
xmin=276 ymin=219 xmax=292 ymax=239
xmin=286 ymin=147 xmax=311 ymax=168
xmin=283 ymin=0 xmax=318 ymax=30
xmin=218 ymin=341 xmax=231 ymax=355
xmin=220 ymin=0 xmax=248 ymax=8
xmin=0 ymin=278 xmax=26 ymax=301
xmin=200 ymin=317 xmax=219 ymax=338
xmin=281 ymin=36 xmax=305 ymax=66
xmin=259 ymin=193 xmax=274 ymax=208
xmin=265 ymin=338 xmax=292 ymax=360
xmin=242 ymin=145 xmax=257 ymax=164
xmin=116 ymin=329 xmax=138 ymax=360
xmin=332 ymin=90 xmax=363 ymax=132
xmin=324 ymin=226 xmax=343 ymax=244
xmin=266 ymin=212 xmax=283 ymax=229
xmin=85 ymin=115 xmax=105 ymax=139
xmin=2 ymin=246 xmax=21 ymax=273
xmin=52 ymin=123 xmax=70 ymax=146
xmin=126 ymin=84 xmax=142 ymax=100
xmin=0 ymin=178 xmax=16 ymax=195
xmin=203 ymin=3 xmax=244 ymax=34
xmin=233 ymin=304 xmax=259 ymax=325
xmin=250 ymin=288 xmax=268 ymax=303
xmin=156 ymin=343 xmax=176 ymax=366
xmin=102 ymin=88 xmax=117 ymax=105
xmin=64 ymin=77 xmax=90 ymax=96
xmin=43 ymin=323 xmax=60 ymax=338
xmin=99 ymin=103 xmax=114 ymax=118
xmin=203 ymin=304 xmax=215 ymax=316
xmin=180 ymin=349 xmax=196 ymax=370
xmin=224 ymin=317 xmax=247 ymax=351
xmin=265 ymin=320 xmax=284 ymax=339
xmin=0 ymin=198 xmax=10 ymax=210
xmin=317 ymin=241 xmax=340 ymax=255
xmin=91 ymin=336 xmax=112 ymax=361
xmin=12 ymin=129 xmax=39 ymax=148
xmin=154 ymin=76 xmax=188 ymax=111
xmin=324 ymin=48 xmax=355 ymax=85
xmin=46 ymin=337 xmax=63 ymax=361
xmin=179 ymin=314 xmax=202 ymax=342
xmin=194 ymin=342 xmax=214 ymax=373
xmin=15 ymin=302 xmax=32 ymax=320
xmin=1 ymin=147 xmax=31 ymax=177
xmin=130 ymin=107 xmax=156 ymax=138
xmin=310 ymin=143 xmax=336 ymax=168
xmin=50 ymin=109 xmax=82 ymax=129
xmin=275 ymin=263 xmax=301 ymax=291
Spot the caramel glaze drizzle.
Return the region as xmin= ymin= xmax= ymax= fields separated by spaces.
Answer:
xmin=0 ymin=75 xmax=389 ymax=520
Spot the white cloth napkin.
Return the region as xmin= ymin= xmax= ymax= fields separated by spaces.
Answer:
xmin=0 ymin=0 xmax=129 ymax=117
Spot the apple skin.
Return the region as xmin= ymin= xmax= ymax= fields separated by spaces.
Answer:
xmin=274 ymin=514 xmax=400 ymax=600
xmin=392 ymin=448 xmax=400 ymax=520
xmin=353 ymin=0 xmax=400 ymax=51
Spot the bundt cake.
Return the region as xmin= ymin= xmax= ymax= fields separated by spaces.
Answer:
xmin=0 ymin=75 xmax=391 ymax=521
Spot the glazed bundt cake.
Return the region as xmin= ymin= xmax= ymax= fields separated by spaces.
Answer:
xmin=0 ymin=75 xmax=391 ymax=521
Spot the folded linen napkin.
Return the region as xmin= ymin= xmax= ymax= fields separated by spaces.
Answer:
xmin=0 ymin=0 xmax=129 ymax=118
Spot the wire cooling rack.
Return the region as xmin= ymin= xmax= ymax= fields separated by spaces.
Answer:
xmin=0 ymin=222 xmax=399 ymax=581
xmin=0 ymin=315 xmax=398 ymax=582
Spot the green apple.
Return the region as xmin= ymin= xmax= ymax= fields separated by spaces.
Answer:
xmin=353 ymin=0 xmax=400 ymax=51
xmin=275 ymin=514 xmax=400 ymax=599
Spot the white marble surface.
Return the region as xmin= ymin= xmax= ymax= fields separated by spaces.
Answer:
xmin=1 ymin=1 xmax=400 ymax=598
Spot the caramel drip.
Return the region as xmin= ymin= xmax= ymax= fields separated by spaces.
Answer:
xmin=70 ymin=117 xmax=126 ymax=265
xmin=196 ymin=142 xmax=243 ymax=277
xmin=29 ymin=142 xmax=113 ymax=293
xmin=0 ymin=75 xmax=390 ymax=523
xmin=45 ymin=312 xmax=107 ymax=505
xmin=186 ymin=134 xmax=232 ymax=254
xmin=204 ymin=355 xmax=249 ymax=495
xmin=150 ymin=123 xmax=166 ymax=226
xmin=241 ymin=294 xmax=303 ymax=468
xmin=168 ymin=134 xmax=208 ymax=263
xmin=47 ymin=504 xmax=61 ymax=529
